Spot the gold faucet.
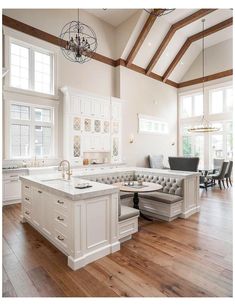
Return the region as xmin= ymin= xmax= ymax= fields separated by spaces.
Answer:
xmin=58 ymin=160 xmax=72 ymax=180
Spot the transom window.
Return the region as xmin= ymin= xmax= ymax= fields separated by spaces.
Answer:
xmin=138 ymin=114 xmax=168 ymax=134
xmin=181 ymin=93 xmax=203 ymax=118
xmin=209 ymin=87 xmax=233 ymax=114
xmin=9 ymin=102 xmax=54 ymax=159
xmin=10 ymin=40 xmax=54 ymax=95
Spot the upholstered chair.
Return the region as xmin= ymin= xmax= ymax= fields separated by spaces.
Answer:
xmin=225 ymin=161 xmax=233 ymax=187
xmin=211 ymin=161 xmax=228 ymax=189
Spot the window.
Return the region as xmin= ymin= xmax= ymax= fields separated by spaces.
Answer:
xmin=9 ymin=102 xmax=54 ymax=159
xmin=179 ymin=84 xmax=233 ymax=169
xmin=209 ymin=86 xmax=233 ymax=114
xmin=10 ymin=40 xmax=54 ymax=95
xmin=138 ymin=114 xmax=168 ymax=134
xmin=181 ymin=93 xmax=203 ymax=118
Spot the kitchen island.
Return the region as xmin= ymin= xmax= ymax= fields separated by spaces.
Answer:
xmin=20 ymin=174 xmax=120 ymax=270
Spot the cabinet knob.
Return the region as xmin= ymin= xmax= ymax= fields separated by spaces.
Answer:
xmin=57 ymin=235 xmax=64 ymax=241
xmin=57 ymin=200 xmax=64 ymax=204
xmin=38 ymin=190 xmax=42 ymax=194
xmin=25 ymin=186 xmax=29 ymax=189
xmin=25 ymin=197 xmax=29 ymax=201
xmin=25 ymin=211 xmax=30 ymax=215
xmin=57 ymin=216 xmax=64 ymax=221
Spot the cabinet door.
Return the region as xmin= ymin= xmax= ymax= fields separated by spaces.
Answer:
xmin=80 ymin=96 xmax=92 ymax=116
xmin=32 ymin=187 xmax=43 ymax=228
xmin=70 ymin=95 xmax=82 ymax=114
xmin=41 ymin=192 xmax=53 ymax=238
xmin=3 ymin=179 xmax=21 ymax=202
xmin=111 ymin=100 xmax=122 ymax=121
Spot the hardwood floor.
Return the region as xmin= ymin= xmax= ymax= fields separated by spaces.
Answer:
xmin=2 ymin=187 xmax=233 ymax=297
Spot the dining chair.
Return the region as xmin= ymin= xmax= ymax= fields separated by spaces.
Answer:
xmin=225 ymin=161 xmax=233 ymax=187
xmin=211 ymin=161 xmax=228 ymax=189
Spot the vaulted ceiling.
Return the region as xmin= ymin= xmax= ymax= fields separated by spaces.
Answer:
xmin=88 ymin=9 xmax=233 ymax=84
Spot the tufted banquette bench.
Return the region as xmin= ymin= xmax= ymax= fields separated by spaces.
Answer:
xmin=80 ymin=170 xmax=184 ymax=222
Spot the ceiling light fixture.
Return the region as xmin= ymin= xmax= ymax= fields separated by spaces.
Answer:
xmin=188 ymin=19 xmax=220 ymax=133
xmin=144 ymin=9 xmax=175 ymax=17
xmin=59 ymin=9 xmax=98 ymax=63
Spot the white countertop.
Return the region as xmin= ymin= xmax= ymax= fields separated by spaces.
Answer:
xmin=20 ymin=173 xmax=119 ymax=201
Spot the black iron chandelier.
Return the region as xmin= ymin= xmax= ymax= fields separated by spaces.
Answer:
xmin=59 ymin=9 xmax=98 ymax=63
xmin=144 ymin=9 xmax=176 ymax=17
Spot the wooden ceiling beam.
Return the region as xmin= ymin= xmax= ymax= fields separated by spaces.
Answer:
xmin=125 ymin=9 xmax=165 ymax=67
xmin=145 ymin=9 xmax=216 ymax=76
xmin=162 ymin=17 xmax=233 ymax=82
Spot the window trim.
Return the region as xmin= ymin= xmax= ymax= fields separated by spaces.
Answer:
xmin=7 ymin=100 xmax=55 ymax=160
xmin=4 ymin=34 xmax=58 ymax=99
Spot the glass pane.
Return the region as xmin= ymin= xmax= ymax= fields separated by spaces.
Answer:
xmin=11 ymin=124 xmax=30 ymax=157
xmin=211 ymin=134 xmax=224 ymax=159
xmin=226 ymin=88 xmax=233 ymax=112
xmin=182 ymin=96 xmax=192 ymax=118
xmin=194 ymin=135 xmax=204 ymax=168
xmin=183 ymin=136 xmax=192 ymax=157
xmin=210 ymin=90 xmax=223 ymax=114
xmin=226 ymin=134 xmax=233 ymax=160
xmin=11 ymin=104 xmax=30 ymax=120
xmin=226 ymin=121 xmax=233 ymax=133
xmin=34 ymin=126 xmax=52 ymax=156
xmin=34 ymin=51 xmax=52 ymax=94
xmin=194 ymin=94 xmax=203 ymax=116
xmin=34 ymin=108 xmax=51 ymax=122
xmin=10 ymin=43 xmax=29 ymax=90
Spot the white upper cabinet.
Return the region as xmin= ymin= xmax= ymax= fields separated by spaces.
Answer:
xmin=61 ymin=87 xmax=122 ymax=164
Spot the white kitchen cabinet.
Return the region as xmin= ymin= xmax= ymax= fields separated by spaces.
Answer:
xmin=32 ymin=187 xmax=43 ymax=229
xmin=111 ymin=97 xmax=122 ymax=163
xmin=61 ymin=87 xmax=122 ymax=165
xmin=2 ymin=171 xmax=28 ymax=205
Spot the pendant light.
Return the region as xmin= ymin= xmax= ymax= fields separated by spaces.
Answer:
xmin=188 ymin=19 xmax=219 ymax=133
xmin=59 ymin=9 xmax=98 ymax=63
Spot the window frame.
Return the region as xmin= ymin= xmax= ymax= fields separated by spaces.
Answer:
xmin=178 ymin=82 xmax=233 ymax=169
xmin=138 ymin=114 xmax=168 ymax=135
xmin=6 ymin=36 xmax=55 ymax=97
xmin=8 ymin=100 xmax=55 ymax=160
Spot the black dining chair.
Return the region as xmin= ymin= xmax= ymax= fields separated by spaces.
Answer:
xmin=225 ymin=161 xmax=233 ymax=187
xmin=210 ymin=161 xmax=228 ymax=189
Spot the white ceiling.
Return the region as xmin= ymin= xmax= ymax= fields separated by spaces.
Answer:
xmin=129 ymin=9 xmax=233 ymax=82
xmin=86 ymin=9 xmax=139 ymax=27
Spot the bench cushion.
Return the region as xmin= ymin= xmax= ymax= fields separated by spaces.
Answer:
xmin=119 ymin=206 xmax=139 ymax=222
xmin=139 ymin=192 xmax=183 ymax=204
xmin=120 ymin=192 xmax=133 ymax=200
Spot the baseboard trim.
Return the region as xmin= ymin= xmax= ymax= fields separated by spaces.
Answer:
xmin=180 ymin=206 xmax=200 ymax=219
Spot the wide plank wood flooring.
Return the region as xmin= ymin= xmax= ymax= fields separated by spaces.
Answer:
xmin=2 ymin=187 xmax=233 ymax=297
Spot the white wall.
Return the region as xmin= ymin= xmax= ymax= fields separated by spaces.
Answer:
xmin=2 ymin=9 xmax=177 ymax=167
xmin=181 ymin=39 xmax=233 ymax=82
xmin=119 ymin=67 xmax=178 ymax=167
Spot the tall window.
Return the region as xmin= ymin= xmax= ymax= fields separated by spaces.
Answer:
xmin=10 ymin=40 xmax=54 ymax=95
xmin=179 ymin=84 xmax=233 ymax=169
xmin=9 ymin=102 xmax=54 ymax=159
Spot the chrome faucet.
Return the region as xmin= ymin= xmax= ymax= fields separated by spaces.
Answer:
xmin=58 ymin=160 xmax=72 ymax=180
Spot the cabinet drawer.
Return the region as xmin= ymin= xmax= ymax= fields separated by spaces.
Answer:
xmin=54 ymin=197 xmax=69 ymax=212
xmin=118 ymin=217 xmax=138 ymax=240
xmin=23 ymin=184 xmax=31 ymax=197
xmin=54 ymin=210 xmax=69 ymax=230
xmin=22 ymin=195 xmax=31 ymax=204
xmin=54 ymin=228 xmax=69 ymax=252
xmin=23 ymin=202 xmax=32 ymax=220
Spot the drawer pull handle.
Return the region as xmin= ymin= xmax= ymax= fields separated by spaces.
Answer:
xmin=57 ymin=200 xmax=64 ymax=204
xmin=57 ymin=216 xmax=64 ymax=221
xmin=57 ymin=235 xmax=64 ymax=241
xmin=25 ymin=197 xmax=29 ymax=201
xmin=10 ymin=175 xmax=18 ymax=178
xmin=38 ymin=190 xmax=42 ymax=194
xmin=25 ymin=211 xmax=30 ymax=215
xmin=25 ymin=186 xmax=29 ymax=189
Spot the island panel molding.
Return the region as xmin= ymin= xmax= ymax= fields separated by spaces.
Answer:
xmin=162 ymin=17 xmax=233 ymax=82
xmin=145 ymin=9 xmax=216 ymax=75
